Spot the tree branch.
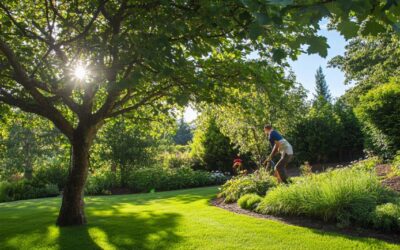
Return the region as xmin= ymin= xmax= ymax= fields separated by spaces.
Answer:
xmin=0 ymin=39 xmax=74 ymax=139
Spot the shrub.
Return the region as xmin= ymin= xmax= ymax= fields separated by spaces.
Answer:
xmin=127 ymin=166 xmax=227 ymax=193
xmin=85 ymin=171 xmax=119 ymax=195
xmin=238 ymin=193 xmax=262 ymax=211
xmin=161 ymin=150 xmax=194 ymax=169
xmin=219 ymin=169 xmax=277 ymax=203
xmin=0 ymin=180 xmax=60 ymax=202
xmin=356 ymin=80 xmax=400 ymax=158
xmin=33 ymin=164 xmax=69 ymax=190
xmin=299 ymin=162 xmax=312 ymax=176
xmin=256 ymin=167 xmax=396 ymax=228
xmin=352 ymin=157 xmax=380 ymax=172
xmin=370 ymin=202 xmax=400 ymax=232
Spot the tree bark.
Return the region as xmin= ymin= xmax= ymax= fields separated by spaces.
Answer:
xmin=56 ymin=126 xmax=94 ymax=227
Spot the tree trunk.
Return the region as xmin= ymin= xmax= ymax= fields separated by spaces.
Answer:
xmin=56 ymin=127 xmax=94 ymax=227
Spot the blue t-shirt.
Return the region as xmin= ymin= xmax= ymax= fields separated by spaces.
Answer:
xmin=268 ymin=130 xmax=283 ymax=147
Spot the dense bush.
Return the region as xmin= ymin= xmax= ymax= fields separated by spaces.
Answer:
xmin=356 ymin=81 xmax=400 ymax=158
xmin=34 ymin=164 xmax=69 ymax=190
xmin=127 ymin=166 xmax=227 ymax=193
xmin=238 ymin=193 xmax=263 ymax=211
xmin=190 ymin=116 xmax=238 ymax=172
xmin=159 ymin=145 xmax=194 ymax=169
xmin=85 ymin=171 xmax=119 ymax=195
xmin=219 ymin=169 xmax=277 ymax=203
xmin=0 ymin=180 xmax=59 ymax=202
xmin=289 ymin=100 xmax=363 ymax=164
xmin=371 ymin=202 xmax=400 ymax=232
xmin=256 ymin=166 xmax=397 ymax=229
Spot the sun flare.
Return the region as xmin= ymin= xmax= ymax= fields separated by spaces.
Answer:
xmin=73 ymin=64 xmax=88 ymax=80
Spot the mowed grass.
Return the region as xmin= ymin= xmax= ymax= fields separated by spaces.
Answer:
xmin=0 ymin=187 xmax=399 ymax=250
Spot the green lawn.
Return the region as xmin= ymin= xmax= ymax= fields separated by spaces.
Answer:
xmin=0 ymin=187 xmax=399 ymax=250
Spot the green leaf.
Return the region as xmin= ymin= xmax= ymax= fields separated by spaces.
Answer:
xmin=272 ymin=48 xmax=286 ymax=63
xmin=361 ymin=19 xmax=387 ymax=36
xmin=254 ymin=13 xmax=271 ymax=25
xmin=307 ymin=36 xmax=329 ymax=58
xmin=337 ymin=20 xmax=359 ymax=40
xmin=267 ymin=0 xmax=293 ymax=6
xmin=117 ymin=71 xmax=143 ymax=90
xmin=248 ymin=23 xmax=263 ymax=40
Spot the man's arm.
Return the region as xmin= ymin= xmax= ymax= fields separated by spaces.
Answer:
xmin=268 ymin=141 xmax=281 ymax=160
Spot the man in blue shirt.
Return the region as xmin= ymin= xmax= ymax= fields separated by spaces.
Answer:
xmin=264 ymin=124 xmax=293 ymax=183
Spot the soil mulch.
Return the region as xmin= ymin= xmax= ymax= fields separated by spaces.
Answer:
xmin=211 ymin=197 xmax=400 ymax=244
xmin=376 ymin=164 xmax=400 ymax=193
xmin=376 ymin=164 xmax=393 ymax=177
xmin=382 ymin=176 xmax=400 ymax=193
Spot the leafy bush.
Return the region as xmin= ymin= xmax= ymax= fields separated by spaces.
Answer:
xmin=370 ymin=202 xmax=400 ymax=232
xmin=127 ymin=166 xmax=227 ymax=193
xmin=351 ymin=157 xmax=380 ymax=172
xmin=356 ymin=80 xmax=400 ymax=158
xmin=33 ymin=164 xmax=69 ymax=190
xmin=0 ymin=180 xmax=60 ymax=202
xmin=289 ymin=100 xmax=363 ymax=164
xmin=219 ymin=169 xmax=277 ymax=203
xmin=85 ymin=171 xmax=119 ymax=195
xmin=238 ymin=193 xmax=262 ymax=211
xmin=256 ymin=167 xmax=396 ymax=228
xmin=160 ymin=149 xmax=194 ymax=169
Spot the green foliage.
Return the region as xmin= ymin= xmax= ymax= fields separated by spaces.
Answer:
xmin=0 ymin=180 xmax=59 ymax=202
xmin=212 ymin=71 xmax=307 ymax=166
xmin=351 ymin=157 xmax=381 ymax=172
xmin=127 ymin=166 xmax=226 ymax=193
xmin=290 ymin=98 xmax=363 ymax=164
xmin=356 ymin=80 xmax=400 ymax=158
xmin=95 ymin=117 xmax=172 ymax=174
xmin=173 ymin=118 xmax=193 ymax=145
xmin=290 ymin=103 xmax=339 ymax=163
xmin=191 ymin=114 xmax=238 ymax=172
xmin=0 ymin=111 xmax=68 ymax=179
xmin=159 ymin=145 xmax=194 ymax=169
xmin=313 ymin=66 xmax=331 ymax=103
xmin=85 ymin=171 xmax=119 ymax=196
xmin=34 ymin=164 xmax=69 ymax=190
xmin=329 ymin=33 xmax=400 ymax=99
xmin=238 ymin=193 xmax=263 ymax=211
xmin=371 ymin=202 xmax=400 ymax=232
xmin=219 ymin=169 xmax=277 ymax=203
xmin=329 ymin=33 xmax=400 ymax=159
xmin=256 ymin=166 xmax=397 ymax=229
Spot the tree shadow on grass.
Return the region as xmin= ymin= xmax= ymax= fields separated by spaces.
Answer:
xmin=57 ymin=211 xmax=182 ymax=250
xmin=1 ymin=196 xmax=183 ymax=250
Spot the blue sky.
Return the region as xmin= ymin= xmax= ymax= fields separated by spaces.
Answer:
xmin=184 ymin=27 xmax=349 ymax=122
xmin=289 ymin=28 xmax=350 ymax=98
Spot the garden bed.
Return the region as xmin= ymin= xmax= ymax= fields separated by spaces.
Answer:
xmin=211 ymin=197 xmax=400 ymax=244
xmin=376 ymin=164 xmax=400 ymax=193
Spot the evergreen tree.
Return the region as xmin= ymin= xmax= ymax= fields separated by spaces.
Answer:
xmin=314 ymin=66 xmax=332 ymax=103
xmin=173 ymin=118 xmax=193 ymax=145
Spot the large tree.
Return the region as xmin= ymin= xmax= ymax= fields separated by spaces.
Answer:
xmin=0 ymin=0 xmax=399 ymax=226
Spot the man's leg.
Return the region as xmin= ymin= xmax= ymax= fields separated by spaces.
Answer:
xmin=274 ymin=154 xmax=293 ymax=183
